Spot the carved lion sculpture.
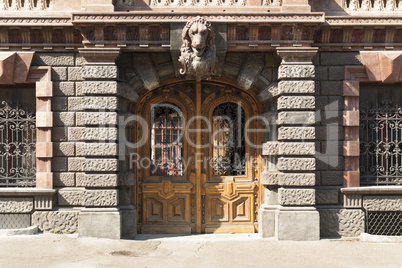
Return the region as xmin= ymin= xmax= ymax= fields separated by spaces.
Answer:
xmin=179 ymin=16 xmax=218 ymax=82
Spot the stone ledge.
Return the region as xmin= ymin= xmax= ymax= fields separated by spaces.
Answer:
xmin=0 ymin=189 xmax=55 ymax=197
xmin=341 ymin=186 xmax=402 ymax=195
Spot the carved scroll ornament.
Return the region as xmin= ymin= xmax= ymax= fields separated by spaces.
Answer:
xmin=179 ymin=16 xmax=217 ymax=82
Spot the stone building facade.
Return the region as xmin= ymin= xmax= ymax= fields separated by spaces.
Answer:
xmin=0 ymin=0 xmax=401 ymax=240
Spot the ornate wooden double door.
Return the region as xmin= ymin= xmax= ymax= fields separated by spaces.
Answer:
xmin=132 ymin=82 xmax=262 ymax=234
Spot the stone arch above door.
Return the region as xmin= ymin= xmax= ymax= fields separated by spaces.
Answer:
xmin=116 ymin=52 xmax=281 ymax=107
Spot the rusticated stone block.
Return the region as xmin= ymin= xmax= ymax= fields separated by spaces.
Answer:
xmin=76 ymin=143 xmax=118 ymax=156
xmin=76 ymin=173 xmax=118 ymax=187
xmin=82 ymin=158 xmax=119 ymax=172
xmin=68 ymin=158 xmax=118 ymax=172
xmin=262 ymin=142 xmax=315 ymax=155
xmin=277 ymin=112 xmax=315 ymax=125
xmin=54 ymin=112 xmax=75 ymax=126
xmin=68 ymin=67 xmax=84 ymax=81
xmin=68 ymin=127 xmax=118 ymax=141
xmin=278 ymin=157 xmax=316 ymax=171
xmin=278 ymin=80 xmax=315 ymax=94
xmin=68 ymin=157 xmax=85 ymax=172
xmin=363 ymin=196 xmax=402 ymax=211
xmin=0 ymin=198 xmax=33 ymax=213
xmin=279 ymin=188 xmax=315 ymax=205
xmin=279 ymin=142 xmax=315 ymax=155
xmin=316 ymin=190 xmax=339 ymax=205
xmin=83 ymin=66 xmax=118 ymax=79
xmin=277 ymin=96 xmax=315 ymax=110
xmin=278 ymin=65 xmax=315 ymax=79
xmin=319 ymin=209 xmax=364 ymax=238
xmin=54 ymin=172 xmax=75 ymax=187
xmin=68 ymin=97 xmax=118 ymax=111
xmin=261 ymin=172 xmax=280 ymax=185
xmin=83 ymin=190 xmax=119 ymax=207
xmin=79 ymin=81 xmax=118 ymax=96
xmin=58 ymin=189 xmax=84 ymax=206
xmin=261 ymin=173 xmax=315 ymax=186
xmin=278 ymin=127 xmax=315 ymax=140
xmin=76 ymin=112 xmax=118 ymax=126
xmin=53 ymin=142 xmax=75 ymax=157
xmin=281 ymin=173 xmax=315 ymax=186
xmin=51 ymin=67 xmax=67 ymax=81
xmin=33 ymin=53 xmax=75 ymax=66
xmin=54 ymin=82 xmax=75 ymax=96
xmin=52 ymin=157 xmax=68 ymax=172
xmin=320 ymin=52 xmax=361 ymax=66
xmin=75 ymin=54 xmax=85 ymax=66
xmin=262 ymin=142 xmax=279 ymax=155
xmin=52 ymin=127 xmax=68 ymax=142
xmin=51 ymin=97 xmax=68 ymax=111
xmin=32 ymin=211 xmax=79 ymax=233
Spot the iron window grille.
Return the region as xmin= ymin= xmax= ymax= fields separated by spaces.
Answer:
xmin=360 ymin=101 xmax=402 ymax=186
xmin=366 ymin=211 xmax=402 ymax=236
xmin=0 ymin=101 xmax=36 ymax=187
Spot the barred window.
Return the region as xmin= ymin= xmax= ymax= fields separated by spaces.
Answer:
xmin=0 ymin=87 xmax=36 ymax=187
xmin=212 ymin=102 xmax=246 ymax=177
xmin=360 ymin=86 xmax=402 ymax=186
xmin=150 ymin=103 xmax=184 ymax=176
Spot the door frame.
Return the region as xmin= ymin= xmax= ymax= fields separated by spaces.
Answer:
xmin=131 ymin=80 xmax=264 ymax=234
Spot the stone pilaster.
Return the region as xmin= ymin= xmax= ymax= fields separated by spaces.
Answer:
xmin=259 ymin=47 xmax=319 ymax=241
xmin=75 ymin=48 xmax=136 ymax=239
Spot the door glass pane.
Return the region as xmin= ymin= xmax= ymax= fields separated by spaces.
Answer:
xmin=212 ymin=102 xmax=246 ymax=176
xmin=150 ymin=103 xmax=184 ymax=176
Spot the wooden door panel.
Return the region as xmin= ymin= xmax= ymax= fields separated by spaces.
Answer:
xmin=141 ymin=181 xmax=193 ymax=233
xmin=203 ymin=182 xmax=257 ymax=232
xmin=146 ymin=197 xmax=164 ymax=222
xmin=209 ymin=198 xmax=229 ymax=222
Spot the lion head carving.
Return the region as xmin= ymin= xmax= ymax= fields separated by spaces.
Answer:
xmin=179 ymin=16 xmax=218 ymax=82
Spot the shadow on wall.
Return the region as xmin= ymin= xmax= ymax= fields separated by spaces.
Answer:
xmin=309 ymin=0 xmax=349 ymax=14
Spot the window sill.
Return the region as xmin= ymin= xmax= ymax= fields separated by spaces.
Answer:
xmin=341 ymin=186 xmax=402 ymax=195
xmin=0 ymin=188 xmax=55 ymax=197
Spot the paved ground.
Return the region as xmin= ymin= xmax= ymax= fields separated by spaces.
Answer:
xmin=0 ymin=233 xmax=401 ymax=268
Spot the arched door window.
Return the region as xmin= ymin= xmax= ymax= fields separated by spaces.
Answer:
xmin=150 ymin=102 xmax=184 ymax=176
xmin=212 ymin=102 xmax=246 ymax=176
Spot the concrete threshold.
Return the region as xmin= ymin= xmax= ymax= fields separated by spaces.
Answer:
xmin=0 ymin=226 xmax=38 ymax=236
xmin=360 ymin=232 xmax=402 ymax=243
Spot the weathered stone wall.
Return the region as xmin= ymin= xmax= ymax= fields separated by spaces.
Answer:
xmin=313 ymin=52 xmax=363 ymax=238
xmin=31 ymin=52 xmax=136 ymax=235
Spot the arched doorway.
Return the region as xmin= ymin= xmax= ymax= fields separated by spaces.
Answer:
xmin=131 ymin=81 xmax=263 ymax=234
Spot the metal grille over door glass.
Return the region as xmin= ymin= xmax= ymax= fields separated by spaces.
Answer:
xmin=0 ymin=101 xmax=36 ymax=187
xmin=360 ymin=101 xmax=402 ymax=186
xmin=212 ymin=102 xmax=246 ymax=176
xmin=150 ymin=103 xmax=184 ymax=176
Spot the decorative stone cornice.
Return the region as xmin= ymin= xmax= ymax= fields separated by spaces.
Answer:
xmin=0 ymin=17 xmax=71 ymax=26
xmin=326 ymin=16 xmax=402 ymax=26
xmin=72 ymin=12 xmax=325 ymax=24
